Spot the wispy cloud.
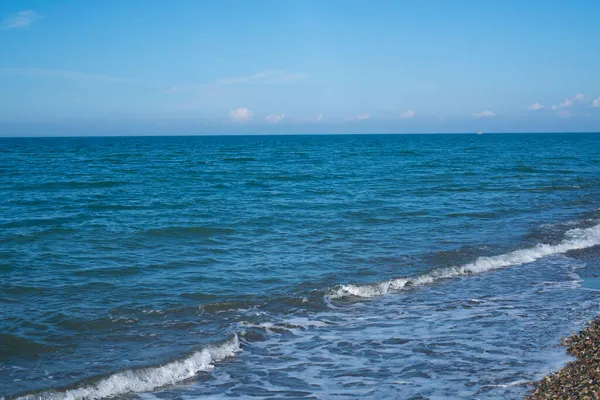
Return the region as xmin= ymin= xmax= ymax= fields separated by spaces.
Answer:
xmin=217 ymin=70 xmax=309 ymax=85
xmin=167 ymin=83 xmax=210 ymax=94
xmin=529 ymin=103 xmax=544 ymax=111
xmin=295 ymin=114 xmax=324 ymax=123
xmin=550 ymin=93 xmax=597 ymax=115
xmin=229 ymin=108 xmax=253 ymax=122
xmin=217 ymin=70 xmax=280 ymax=85
xmin=473 ymin=111 xmax=495 ymax=118
xmin=347 ymin=113 xmax=372 ymax=121
xmin=559 ymin=93 xmax=588 ymax=108
xmin=400 ymin=109 xmax=416 ymax=119
xmin=169 ymin=70 xmax=309 ymax=94
xmin=2 ymin=10 xmax=39 ymax=29
xmin=0 ymin=67 xmax=133 ymax=83
xmin=559 ymin=98 xmax=573 ymax=108
xmin=265 ymin=113 xmax=285 ymax=123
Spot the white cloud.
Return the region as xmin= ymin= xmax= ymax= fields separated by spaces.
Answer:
xmin=229 ymin=108 xmax=253 ymax=122
xmin=529 ymin=103 xmax=544 ymax=111
xmin=559 ymin=93 xmax=588 ymax=108
xmin=559 ymin=98 xmax=573 ymax=108
xmin=556 ymin=110 xmax=571 ymax=118
xmin=472 ymin=111 xmax=495 ymax=118
xmin=551 ymin=105 xmax=557 ymax=111
xmin=0 ymin=67 xmax=133 ymax=83
xmin=2 ymin=10 xmax=39 ymax=29
xmin=348 ymin=113 xmax=372 ymax=121
xmin=591 ymin=97 xmax=600 ymax=107
xmin=400 ymin=109 xmax=416 ymax=119
xmin=316 ymin=114 xmax=323 ymax=122
xmin=265 ymin=113 xmax=285 ymax=123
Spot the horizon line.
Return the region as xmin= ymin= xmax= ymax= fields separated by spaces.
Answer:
xmin=1 ymin=131 xmax=600 ymax=139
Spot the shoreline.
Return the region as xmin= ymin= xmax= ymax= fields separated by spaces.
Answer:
xmin=527 ymin=318 xmax=600 ymax=399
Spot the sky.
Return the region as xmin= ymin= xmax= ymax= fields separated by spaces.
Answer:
xmin=1 ymin=0 xmax=600 ymax=136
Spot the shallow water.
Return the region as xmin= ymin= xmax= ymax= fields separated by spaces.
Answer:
xmin=1 ymin=133 xmax=600 ymax=399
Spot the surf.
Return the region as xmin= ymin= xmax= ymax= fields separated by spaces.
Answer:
xmin=329 ymin=222 xmax=600 ymax=299
xmin=15 ymin=335 xmax=240 ymax=400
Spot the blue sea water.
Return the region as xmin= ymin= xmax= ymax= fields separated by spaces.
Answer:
xmin=1 ymin=133 xmax=600 ymax=399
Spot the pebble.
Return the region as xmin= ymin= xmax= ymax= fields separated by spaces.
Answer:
xmin=528 ymin=319 xmax=600 ymax=399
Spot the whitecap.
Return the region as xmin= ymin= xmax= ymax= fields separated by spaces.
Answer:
xmin=329 ymin=223 xmax=600 ymax=299
xmin=17 ymin=335 xmax=240 ymax=400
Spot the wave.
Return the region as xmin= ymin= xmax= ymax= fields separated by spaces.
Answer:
xmin=329 ymin=222 xmax=600 ymax=299
xmin=15 ymin=181 xmax=128 ymax=191
xmin=0 ymin=334 xmax=58 ymax=360
xmin=15 ymin=335 xmax=240 ymax=400
xmin=141 ymin=226 xmax=235 ymax=237
xmin=481 ymin=379 xmax=530 ymax=389
xmin=221 ymin=157 xmax=257 ymax=162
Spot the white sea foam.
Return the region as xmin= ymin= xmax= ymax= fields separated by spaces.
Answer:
xmin=481 ymin=379 xmax=530 ymax=388
xmin=329 ymin=223 xmax=600 ymax=299
xmin=17 ymin=335 xmax=240 ymax=400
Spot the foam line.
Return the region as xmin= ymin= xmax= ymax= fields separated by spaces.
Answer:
xmin=17 ymin=335 xmax=240 ymax=400
xmin=329 ymin=223 xmax=600 ymax=299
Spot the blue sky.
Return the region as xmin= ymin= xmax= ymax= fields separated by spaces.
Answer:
xmin=1 ymin=0 xmax=600 ymax=135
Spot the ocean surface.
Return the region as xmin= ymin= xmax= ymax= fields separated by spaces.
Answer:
xmin=2 ymin=133 xmax=600 ymax=400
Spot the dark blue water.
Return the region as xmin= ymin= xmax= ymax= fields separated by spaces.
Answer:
xmin=1 ymin=133 xmax=600 ymax=399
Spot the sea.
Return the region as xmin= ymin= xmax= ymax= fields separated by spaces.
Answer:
xmin=1 ymin=133 xmax=600 ymax=400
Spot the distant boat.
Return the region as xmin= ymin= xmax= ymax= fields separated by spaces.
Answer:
xmin=476 ymin=131 xmax=483 ymax=135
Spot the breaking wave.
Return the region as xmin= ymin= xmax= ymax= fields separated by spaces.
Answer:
xmin=329 ymin=223 xmax=600 ymax=299
xmin=15 ymin=335 xmax=240 ymax=400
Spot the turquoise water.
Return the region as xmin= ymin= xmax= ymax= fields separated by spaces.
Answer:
xmin=2 ymin=133 xmax=600 ymax=399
